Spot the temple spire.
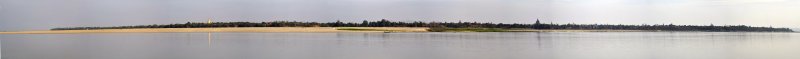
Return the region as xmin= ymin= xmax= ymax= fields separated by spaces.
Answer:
xmin=535 ymin=19 xmax=541 ymax=25
xmin=534 ymin=18 xmax=543 ymax=29
xmin=710 ymin=23 xmax=714 ymax=27
xmin=207 ymin=18 xmax=213 ymax=24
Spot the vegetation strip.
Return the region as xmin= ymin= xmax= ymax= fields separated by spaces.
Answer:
xmin=51 ymin=19 xmax=794 ymax=32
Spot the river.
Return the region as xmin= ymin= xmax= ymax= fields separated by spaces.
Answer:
xmin=2 ymin=32 xmax=799 ymax=59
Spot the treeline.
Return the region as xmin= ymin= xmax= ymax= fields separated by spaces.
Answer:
xmin=52 ymin=19 xmax=794 ymax=32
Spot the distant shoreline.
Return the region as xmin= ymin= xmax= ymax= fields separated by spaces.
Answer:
xmin=49 ymin=20 xmax=795 ymax=32
xmin=0 ymin=27 xmax=675 ymax=34
xmin=0 ymin=27 xmax=428 ymax=34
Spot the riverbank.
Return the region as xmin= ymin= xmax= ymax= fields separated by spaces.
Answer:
xmin=0 ymin=27 xmax=429 ymax=34
xmin=0 ymin=27 xmax=703 ymax=34
xmin=427 ymin=28 xmax=657 ymax=32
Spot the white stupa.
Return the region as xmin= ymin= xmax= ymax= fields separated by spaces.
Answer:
xmin=207 ymin=18 xmax=213 ymax=24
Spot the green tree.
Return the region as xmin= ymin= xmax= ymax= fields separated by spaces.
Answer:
xmin=361 ymin=20 xmax=369 ymax=27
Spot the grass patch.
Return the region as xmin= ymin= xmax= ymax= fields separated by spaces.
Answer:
xmin=337 ymin=28 xmax=396 ymax=32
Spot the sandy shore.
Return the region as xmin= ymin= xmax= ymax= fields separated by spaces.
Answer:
xmin=505 ymin=30 xmax=658 ymax=32
xmin=0 ymin=27 xmax=430 ymax=34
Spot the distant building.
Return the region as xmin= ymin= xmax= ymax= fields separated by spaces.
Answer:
xmin=534 ymin=19 xmax=544 ymax=29
xmin=535 ymin=19 xmax=541 ymax=25
xmin=207 ymin=18 xmax=213 ymax=24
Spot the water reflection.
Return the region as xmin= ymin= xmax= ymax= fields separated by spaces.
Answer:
xmin=1 ymin=32 xmax=798 ymax=59
xmin=208 ymin=32 xmax=212 ymax=47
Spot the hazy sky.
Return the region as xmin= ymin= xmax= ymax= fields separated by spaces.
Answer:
xmin=1 ymin=0 xmax=798 ymax=31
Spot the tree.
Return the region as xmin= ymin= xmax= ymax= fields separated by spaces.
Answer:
xmin=361 ymin=20 xmax=369 ymax=27
xmin=334 ymin=20 xmax=343 ymax=27
xmin=378 ymin=19 xmax=390 ymax=27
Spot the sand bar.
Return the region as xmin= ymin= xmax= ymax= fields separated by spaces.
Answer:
xmin=505 ymin=30 xmax=658 ymax=32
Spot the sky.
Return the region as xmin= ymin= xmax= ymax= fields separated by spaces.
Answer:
xmin=0 ymin=0 xmax=798 ymax=31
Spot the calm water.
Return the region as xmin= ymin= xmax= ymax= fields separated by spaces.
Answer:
xmin=2 ymin=32 xmax=799 ymax=59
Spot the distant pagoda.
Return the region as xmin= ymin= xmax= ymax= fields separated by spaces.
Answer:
xmin=207 ymin=18 xmax=213 ymax=24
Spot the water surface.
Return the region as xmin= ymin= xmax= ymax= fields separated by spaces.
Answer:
xmin=2 ymin=32 xmax=799 ymax=59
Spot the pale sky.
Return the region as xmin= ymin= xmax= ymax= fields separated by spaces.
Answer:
xmin=0 ymin=0 xmax=798 ymax=31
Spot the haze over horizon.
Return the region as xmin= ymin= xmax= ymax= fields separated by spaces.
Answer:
xmin=1 ymin=0 xmax=799 ymax=31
